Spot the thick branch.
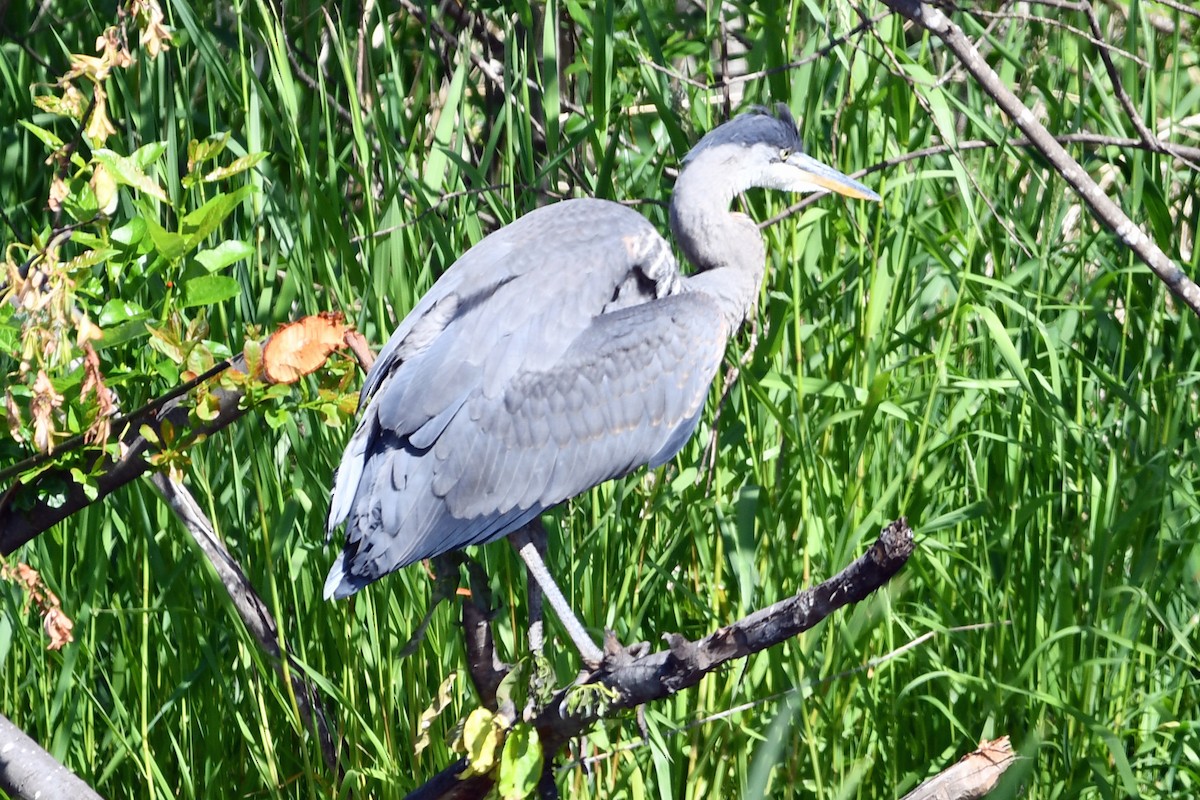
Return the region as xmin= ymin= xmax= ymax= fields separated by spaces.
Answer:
xmin=460 ymin=558 xmax=511 ymax=710
xmin=0 ymin=712 xmax=105 ymax=800
xmin=536 ymin=518 xmax=913 ymax=749
xmin=406 ymin=519 xmax=914 ymax=800
xmin=880 ymin=0 xmax=1200 ymax=318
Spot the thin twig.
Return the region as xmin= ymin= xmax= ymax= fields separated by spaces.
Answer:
xmin=869 ymin=17 xmax=1035 ymax=261
xmin=963 ymin=6 xmax=1150 ymax=68
xmin=641 ymin=11 xmax=889 ymax=93
xmin=759 ymin=127 xmax=1200 ymax=234
xmin=150 ymin=473 xmax=340 ymax=772
xmin=0 ymin=357 xmax=236 ymax=485
xmin=1143 ymin=0 xmax=1199 ymax=23
xmin=880 ymin=0 xmax=1200 ymax=318
xmin=0 ymin=355 xmax=249 ymax=555
xmin=1080 ymin=2 xmax=1200 ymax=172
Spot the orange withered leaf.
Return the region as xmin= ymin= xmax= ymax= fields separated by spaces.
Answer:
xmin=43 ymin=606 xmax=75 ymax=650
xmin=262 ymin=312 xmax=349 ymax=384
xmin=30 ymin=370 xmax=63 ymax=454
xmin=80 ymin=342 xmax=116 ymax=445
xmin=1 ymin=560 xmax=75 ymax=650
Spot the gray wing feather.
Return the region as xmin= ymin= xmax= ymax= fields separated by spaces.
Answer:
xmin=326 ymin=198 xmax=701 ymax=599
xmin=440 ymin=292 xmax=729 ymax=519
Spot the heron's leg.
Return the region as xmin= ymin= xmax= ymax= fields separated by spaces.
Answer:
xmin=525 ymin=559 xmax=545 ymax=658
xmin=509 ymin=520 xmax=604 ymax=669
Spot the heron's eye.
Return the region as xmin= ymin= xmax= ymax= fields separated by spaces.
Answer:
xmin=779 ymin=148 xmax=792 ymax=161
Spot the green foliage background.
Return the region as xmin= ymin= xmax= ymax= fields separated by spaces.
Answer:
xmin=2 ymin=0 xmax=1199 ymax=797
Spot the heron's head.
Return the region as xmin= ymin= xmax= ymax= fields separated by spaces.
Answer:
xmin=681 ymin=103 xmax=880 ymax=202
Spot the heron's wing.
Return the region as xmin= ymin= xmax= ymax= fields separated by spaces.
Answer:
xmin=440 ymin=292 xmax=730 ymax=517
xmin=326 ymin=292 xmax=728 ymax=597
xmin=327 ymin=198 xmax=679 ymax=549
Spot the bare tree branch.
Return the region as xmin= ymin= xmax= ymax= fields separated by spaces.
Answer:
xmin=0 ymin=712 xmax=106 ymax=800
xmin=1081 ymin=1 xmax=1199 ymax=171
xmin=877 ymin=0 xmax=1200 ymax=317
xmin=150 ymin=473 xmax=340 ymax=772
xmin=537 ymin=517 xmax=913 ymax=750
xmin=404 ymin=518 xmax=914 ymax=799
xmin=460 ymin=558 xmax=511 ymax=710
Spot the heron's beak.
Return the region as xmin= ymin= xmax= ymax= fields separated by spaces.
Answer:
xmin=786 ymin=151 xmax=880 ymax=202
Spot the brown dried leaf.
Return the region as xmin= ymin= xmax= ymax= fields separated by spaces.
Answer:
xmin=85 ymin=84 xmax=117 ymax=144
xmin=80 ymin=342 xmax=116 ymax=445
xmin=30 ymin=370 xmax=64 ymax=454
xmin=4 ymin=390 xmax=24 ymax=444
xmin=43 ymin=606 xmax=75 ymax=650
xmin=130 ymin=0 xmax=173 ymax=58
xmin=61 ymin=83 xmax=86 ymax=120
xmin=262 ymin=312 xmax=349 ymax=384
xmin=48 ymin=175 xmax=70 ymax=213
xmin=65 ymin=52 xmax=112 ymax=83
xmin=95 ymin=26 xmax=133 ymax=70
xmin=90 ymin=162 xmax=119 ymax=216
xmin=2 ymin=562 xmax=43 ymax=597
xmin=1 ymin=562 xmax=75 ymax=651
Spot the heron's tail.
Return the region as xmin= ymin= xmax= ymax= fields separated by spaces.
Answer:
xmin=326 ymin=412 xmax=374 ymax=537
xmin=323 ymin=551 xmax=369 ymax=600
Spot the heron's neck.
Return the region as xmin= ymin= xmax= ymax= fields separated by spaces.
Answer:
xmin=669 ymin=169 xmax=767 ymax=328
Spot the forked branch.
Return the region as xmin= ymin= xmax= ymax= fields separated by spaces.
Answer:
xmin=409 ymin=518 xmax=915 ymax=800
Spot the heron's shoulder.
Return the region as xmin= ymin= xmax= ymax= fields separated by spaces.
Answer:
xmin=510 ymin=197 xmax=658 ymax=235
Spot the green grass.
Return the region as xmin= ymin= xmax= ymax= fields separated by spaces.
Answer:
xmin=2 ymin=1 xmax=1199 ymax=798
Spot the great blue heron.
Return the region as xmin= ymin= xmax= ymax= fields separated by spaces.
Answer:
xmin=326 ymin=104 xmax=879 ymax=666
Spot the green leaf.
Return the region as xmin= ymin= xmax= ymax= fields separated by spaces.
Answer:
xmin=139 ymin=424 xmax=160 ymax=445
xmin=92 ymin=148 xmax=169 ymax=202
xmin=188 ymin=133 xmax=231 ymax=170
xmin=194 ymin=240 xmax=254 ymax=273
xmin=18 ymin=120 xmax=66 ymax=153
xmin=69 ymin=468 xmax=99 ymax=502
xmin=183 ymin=275 xmax=240 ymax=307
xmin=422 ymin=60 xmax=467 ymax=192
xmin=131 ymin=141 xmax=168 ymax=169
xmin=143 ymin=217 xmax=191 ymax=261
xmin=495 ymin=663 xmax=526 ymax=712
xmin=97 ymin=319 xmax=148 ymax=349
xmin=201 ymin=152 xmax=267 ymax=183
xmin=64 ymin=178 xmax=99 ymax=222
xmin=111 ymin=217 xmax=148 ymax=248
xmin=972 ymin=304 xmax=1031 ymax=395
xmin=462 ymin=708 xmax=504 ymax=777
xmin=498 ymin=725 xmax=542 ymax=800
xmin=98 ymin=299 xmax=147 ymax=327
xmin=182 ymin=186 xmax=254 ymax=246
xmin=66 ymin=248 xmax=118 ymax=272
